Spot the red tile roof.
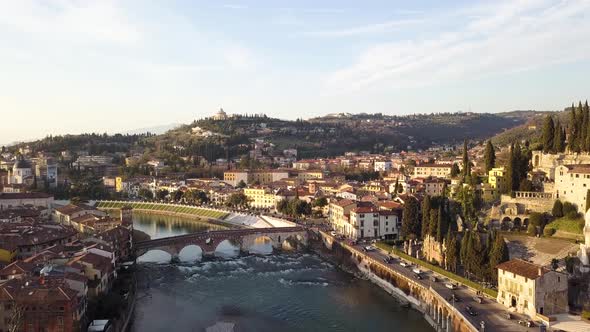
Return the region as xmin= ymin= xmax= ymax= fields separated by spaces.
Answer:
xmin=496 ymin=259 xmax=550 ymax=279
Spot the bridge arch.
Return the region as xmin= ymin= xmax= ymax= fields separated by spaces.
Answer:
xmin=247 ymin=235 xmax=274 ymax=255
xmin=214 ymin=239 xmax=240 ymax=258
xmin=178 ymin=245 xmax=203 ymax=262
xmin=281 ymin=234 xmax=305 ymax=251
xmin=138 ymin=249 xmax=173 ymax=264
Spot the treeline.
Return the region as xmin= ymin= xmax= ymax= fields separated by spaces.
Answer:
xmin=542 ymin=101 xmax=590 ymax=153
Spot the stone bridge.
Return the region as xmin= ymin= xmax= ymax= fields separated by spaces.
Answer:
xmin=135 ymin=227 xmax=308 ymax=258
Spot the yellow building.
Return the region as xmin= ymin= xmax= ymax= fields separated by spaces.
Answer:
xmin=297 ymin=171 xmax=324 ymax=181
xmin=488 ymin=167 xmax=506 ymax=189
xmin=244 ymin=187 xmax=276 ymax=209
xmin=115 ymin=176 xmax=123 ymax=192
xmin=0 ymin=245 xmax=17 ymax=263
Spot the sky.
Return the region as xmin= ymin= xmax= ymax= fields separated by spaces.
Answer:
xmin=1 ymin=0 xmax=590 ymax=145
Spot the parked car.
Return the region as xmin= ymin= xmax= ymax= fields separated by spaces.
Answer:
xmin=400 ymin=261 xmax=409 ymax=267
xmin=473 ymin=296 xmax=484 ymax=304
xmin=364 ymin=245 xmax=376 ymax=251
xmin=412 ymin=268 xmax=421 ymax=274
xmin=445 ymin=283 xmax=457 ymax=290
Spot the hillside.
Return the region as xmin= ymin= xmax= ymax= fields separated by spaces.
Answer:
xmin=146 ymin=112 xmax=532 ymax=160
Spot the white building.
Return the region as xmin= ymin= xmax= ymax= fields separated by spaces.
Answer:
xmin=8 ymin=157 xmax=32 ymax=184
xmin=412 ymin=164 xmax=452 ymax=179
xmin=345 ymin=206 xmax=400 ymax=240
xmin=554 ymin=164 xmax=590 ymax=210
xmin=374 ymin=160 xmax=393 ymax=172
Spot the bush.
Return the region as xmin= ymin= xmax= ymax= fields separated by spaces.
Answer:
xmin=582 ymin=310 xmax=590 ymax=320
xmin=527 ymin=223 xmax=537 ymax=236
xmin=529 ymin=212 xmax=544 ymax=227
xmin=552 ymin=200 xmax=564 ymax=218
xmin=543 ymin=227 xmax=555 ymax=237
xmin=566 ymin=211 xmax=580 ymax=220
xmin=562 ymin=201 xmax=577 ymax=216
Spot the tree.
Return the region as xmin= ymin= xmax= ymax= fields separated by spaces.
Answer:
xmin=401 ymin=196 xmax=420 ymax=239
xmin=450 ymin=163 xmax=460 ymax=178
xmin=138 ymin=188 xmax=153 ymax=200
xmin=436 ymin=206 xmax=447 ymax=242
xmin=553 ymin=120 xmax=565 ymax=152
xmin=156 ymin=189 xmax=169 ymax=201
xmin=460 ymin=231 xmax=471 ymax=270
xmin=236 ymin=180 xmax=247 ymax=188
xmin=541 ymin=116 xmax=555 ymax=152
xmin=518 ymin=179 xmax=533 ymax=191
xmin=586 ymin=189 xmax=590 ymax=213
xmin=527 ymin=223 xmax=537 ymax=236
xmin=226 ymin=192 xmax=249 ymax=208
xmin=462 ymin=140 xmax=471 ymax=180
xmin=483 ymin=140 xmax=496 ymax=173
xmin=312 ymin=197 xmax=328 ymax=208
xmin=445 ymin=230 xmax=459 ymax=272
xmin=562 ymin=201 xmax=577 ymax=217
xmin=421 ymin=195 xmax=431 ymax=239
xmin=551 ymin=200 xmax=563 ymax=218
xmin=569 ymin=104 xmax=580 ymax=152
xmin=489 ymin=234 xmax=509 ymax=284
xmin=428 ymin=208 xmax=439 ymax=237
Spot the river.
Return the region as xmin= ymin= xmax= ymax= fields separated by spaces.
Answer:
xmin=131 ymin=212 xmax=433 ymax=332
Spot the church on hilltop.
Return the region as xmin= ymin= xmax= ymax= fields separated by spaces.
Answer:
xmin=212 ymin=108 xmax=228 ymax=120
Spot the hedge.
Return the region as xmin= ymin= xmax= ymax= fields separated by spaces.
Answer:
xmin=376 ymin=242 xmax=498 ymax=298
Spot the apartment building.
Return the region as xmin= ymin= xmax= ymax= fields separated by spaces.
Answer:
xmin=412 ymin=164 xmax=452 ymax=179
xmin=554 ymin=164 xmax=590 ymax=210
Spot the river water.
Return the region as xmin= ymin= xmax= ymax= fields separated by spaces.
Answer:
xmin=131 ymin=213 xmax=433 ymax=332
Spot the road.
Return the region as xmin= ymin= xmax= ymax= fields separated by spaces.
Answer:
xmin=352 ymin=243 xmax=542 ymax=332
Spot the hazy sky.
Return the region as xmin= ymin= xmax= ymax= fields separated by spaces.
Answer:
xmin=2 ymin=0 xmax=590 ymax=144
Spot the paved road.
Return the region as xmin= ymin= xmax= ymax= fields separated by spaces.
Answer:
xmin=352 ymin=243 xmax=542 ymax=332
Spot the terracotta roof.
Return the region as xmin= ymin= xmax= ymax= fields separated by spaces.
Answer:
xmin=333 ymin=199 xmax=355 ymax=208
xmin=496 ymin=259 xmax=550 ymax=279
xmin=0 ymin=192 xmax=52 ymax=200
xmin=351 ymin=206 xmax=377 ymax=213
xmin=564 ymin=164 xmax=590 ymax=174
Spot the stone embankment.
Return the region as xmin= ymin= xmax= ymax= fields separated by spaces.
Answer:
xmin=311 ymin=230 xmax=478 ymax=332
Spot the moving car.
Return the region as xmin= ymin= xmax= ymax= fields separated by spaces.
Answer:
xmin=445 ymin=283 xmax=457 ymax=290
xmin=400 ymin=261 xmax=410 ymax=267
xmin=363 ymin=245 xmax=376 ymax=252
xmin=473 ymin=296 xmax=484 ymax=304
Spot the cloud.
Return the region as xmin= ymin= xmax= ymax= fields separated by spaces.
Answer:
xmin=222 ymin=4 xmax=247 ymax=10
xmin=324 ymin=0 xmax=590 ymax=94
xmin=305 ymin=19 xmax=424 ymax=37
xmin=0 ymin=0 xmax=141 ymax=44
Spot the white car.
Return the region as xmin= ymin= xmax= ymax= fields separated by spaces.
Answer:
xmin=445 ymin=283 xmax=457 ymax=290
xmin=400 ymin=261 xmax=409 ymax=267
xmin=364 ymin=245 xmax=376 ymax=251
xmin=330 ymin=231 xmax=337 ymax=236
xmin=412 ymin=268 xmax=421 ymax=274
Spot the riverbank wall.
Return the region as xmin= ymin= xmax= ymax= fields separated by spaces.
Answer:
xmin=310 ymin=230 xmax=478 ymax=332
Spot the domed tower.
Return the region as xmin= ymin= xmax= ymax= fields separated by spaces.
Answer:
xmin=212 ymin=108 xmax=228 ymax=120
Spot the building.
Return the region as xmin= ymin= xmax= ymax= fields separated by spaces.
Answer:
xmin=412 ymin=164 xmax=452 ymax=179
xmin=223 ymin=170 xmax=290 ymax=187
xmin=243 ymin=187 xmax=276 ymax=209
xmin=423 ymin=177 xmax=447 ymax=196
xmin=52 ymin=204 xmax=106 ymax=226
xmin=346 ymin=206 xmax=400 ymax=239
xmin=374 ymin=160 xmax=393 ymax=172
xmin=488 ymin=167 xmax=506 ymax=189
xmin=0 ymin=277 xmax=82 ymax=332
xmin=554 ymin=164 xmax=590 ymax=210
xmin=8 ymin=156 xmax=33 ymax=185
xmin=496 ymin=259 xmax=568 ymax=318
xmin=212 ymin=108 xmax=228 ymax=120
xmin=297 ymin=171 xmax=324 ymax=181
xmin=328 ymin=199 xmax=357 ymax=235
xmin=0 ymin=192 xmax=54 ymax=209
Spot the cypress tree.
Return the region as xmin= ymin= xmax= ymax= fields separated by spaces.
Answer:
xmin=489 ymin=234 xmax=510 ymax=284
xmin=445 ymin=229 xmax=459 ymax=272
xmin=553 ymin=120 xmax=564 ymax=153
xmin=582 ymin=103 xmax=589 ymax=152
xmin=504 ymin=144 xmax=516 ymax=194
xmin=436 ymin=205 xmax=446 ymax=242
xmin=483 ymin=140 xmax=496 ymax=173
xmin=401 ymin=197 xmax=420 ymax=239
xmin=552 ymin=200 xmax=563 ymax=218
xmin=542 ymin=116 xmax=555 ymax=153
xmin=462 ymin=139 xmax=470 ymax=180
xmin=586 ymin=189 xmax=590 ymax=213
xmin=429 ymin=208 xmax=439 ymax=237
xmin=421 ymin=195 xmax=431 ymax=239
xmin=460 ymin=231 xmax=471 ymax=269
xmin=569 ymin=104 xmax=578 ymax=152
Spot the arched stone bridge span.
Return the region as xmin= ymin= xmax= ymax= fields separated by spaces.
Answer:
xmin=135 ymin=227 xmax=308 ymax=258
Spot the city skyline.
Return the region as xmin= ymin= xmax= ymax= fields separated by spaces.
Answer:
xmin=2 ymin=0 xmax=590 ymax=144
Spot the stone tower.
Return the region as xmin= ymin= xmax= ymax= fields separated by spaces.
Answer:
xmin=120 ymin=205 xmax=133 ymax=228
